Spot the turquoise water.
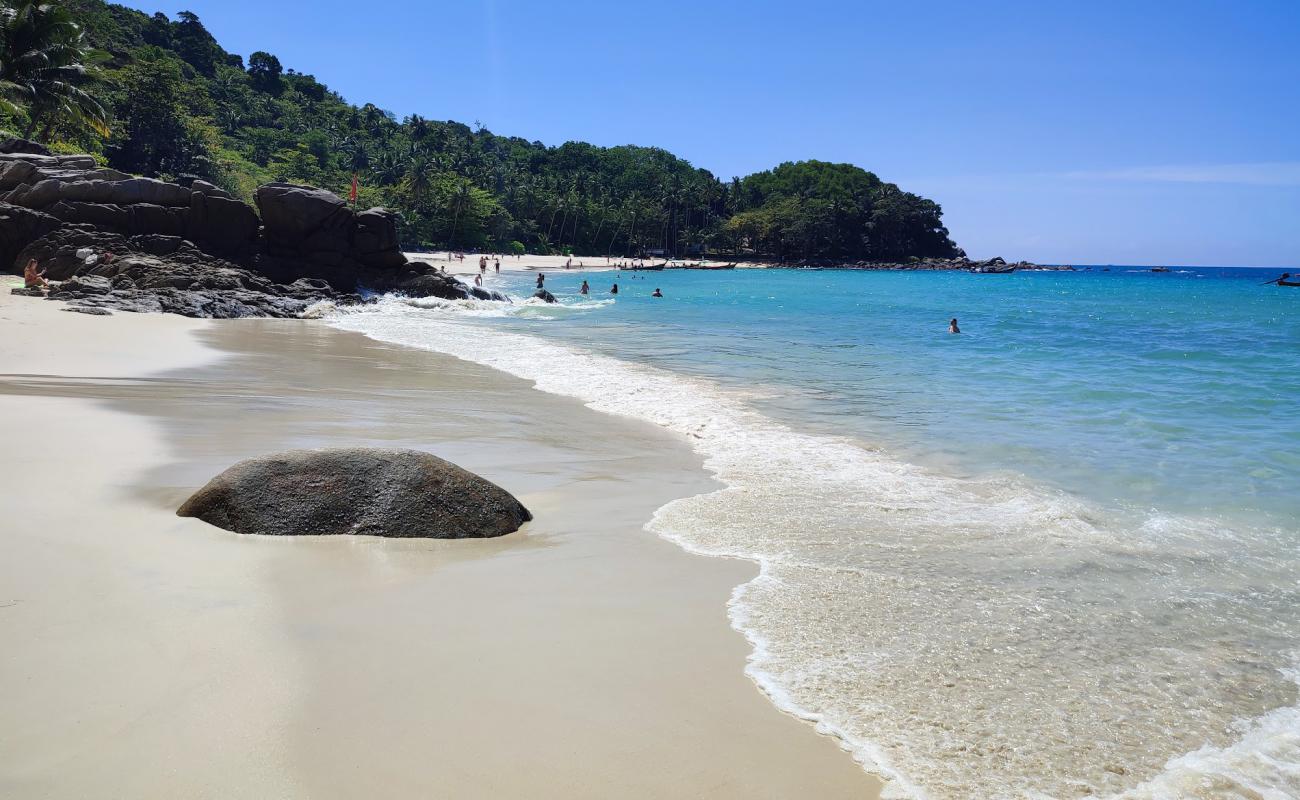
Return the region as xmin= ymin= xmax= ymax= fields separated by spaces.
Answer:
xmin=328 ymin=266 xmax=1300 ymax=799
xmin=496 ymin=267 xmax=1300 ymax=524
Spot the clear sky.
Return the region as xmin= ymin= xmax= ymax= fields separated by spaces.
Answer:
xmin=120 ymin=0 xmax=1299 ymax=266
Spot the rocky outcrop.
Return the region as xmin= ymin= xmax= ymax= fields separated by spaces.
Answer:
xmin=533 ymin=289 xmax=557 ymax=303
xmin=252 ymin=182 xmax=460 ymax=296
xmin=0 ymin=137 xmax=51 ymax=156
xmin=0 ymin=202 xmax=60 ymax=271
xmin=0 ymin=151 xmax=259 ymax=259
xmin=28 ymin=227 xmax=359 ymax=317
xmin=177 ymin=448 xmax=532 ymax=539
xmin=0 ymin=145 xmax=479 ymax=317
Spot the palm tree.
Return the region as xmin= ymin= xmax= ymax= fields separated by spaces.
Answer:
xmin=448 ymin=179 xmax=474 ymax=249
xmin=0 ymin=0 xmax=108 ymax=140
xmin=402 ymin=153 xmax=437 ymax=205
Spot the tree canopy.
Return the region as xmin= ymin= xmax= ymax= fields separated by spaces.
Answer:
xmin=0 ymin=0 xmax=107 ymax=139
xmin=0 ymin=0 xmax=962 ymax=261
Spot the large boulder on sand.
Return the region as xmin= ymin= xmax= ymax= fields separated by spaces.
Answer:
xmin=177 ymin=448 xmax=532 ymax=539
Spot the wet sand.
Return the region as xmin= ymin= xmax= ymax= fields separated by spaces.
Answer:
xmin=0 ymin=283 xmax=881 ymax=798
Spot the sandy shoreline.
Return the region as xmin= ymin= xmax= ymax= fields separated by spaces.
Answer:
xmin=0 ymin=281 xmax=881 ymax=798
xmin=406 ymin=250 xmax=750 ymax=277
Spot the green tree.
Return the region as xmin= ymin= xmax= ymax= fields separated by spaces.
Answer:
xmin=246 ymin=50 xmax=282 ymax=95
xmin=0 ymin=0 xmax=108 ymax=140
xmin=104 ymin=49 xmax=207 ymax=177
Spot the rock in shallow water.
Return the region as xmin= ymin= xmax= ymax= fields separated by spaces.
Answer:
xmin=177 ymin=448 xmax=532 ymax=539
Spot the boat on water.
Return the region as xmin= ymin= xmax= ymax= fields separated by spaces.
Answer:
xmin=678 ymin=263 xmax=737 ymax=270
xmin=628 ymin=262 xmax=667 ymax=271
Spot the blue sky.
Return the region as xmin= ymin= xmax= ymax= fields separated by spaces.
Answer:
xmin=122 ymin=0 xmax=1299 ymax=266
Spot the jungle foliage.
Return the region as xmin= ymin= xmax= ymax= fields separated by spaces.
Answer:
xmin=1 ymin=0 xmax=962 ymax=260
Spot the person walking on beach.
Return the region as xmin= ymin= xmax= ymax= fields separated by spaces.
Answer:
xmin=536 ymin=273 xmax=545 ymax=288
xmin=949 ymin=318 xmax=961 ymax=334
xmin=580 ymin=280 xmax=589 ymax=295
xmin=23 ymin=259 xmax=48 ymax=289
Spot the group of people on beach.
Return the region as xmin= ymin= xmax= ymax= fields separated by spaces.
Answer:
xmin=448 ymin=251 xmax=521 ymax=263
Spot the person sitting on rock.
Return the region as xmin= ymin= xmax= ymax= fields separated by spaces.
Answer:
xmin=23 ymin=259 xmax=48 ymax=289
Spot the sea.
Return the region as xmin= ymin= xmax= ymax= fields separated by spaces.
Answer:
xmin=325 ymin=265 xmax=1300 ymax=799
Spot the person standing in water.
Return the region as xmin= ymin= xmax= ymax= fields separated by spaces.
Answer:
xmin=580 ymin=280 xmax=589 ymax=295
xmin=949 ymin=318 xmax=961 ymax=334
xmin=652 ymin=288 xmax=663 ymax=297
xmin=610 ymin=283 xmax=619 ymax=295
xmin=494 ymin=259 xmax=500 ymax=273
xmin=536 ymin=273 xmax=545 ymax=288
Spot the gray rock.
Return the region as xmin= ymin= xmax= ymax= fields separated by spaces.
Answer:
xmin=255 ymin=183 xmax=352 ymax=247
xmin=533 ymin=289 xmax=558 ymax=303
xmin=398 ymin=272 xmax=471 ymax=300
xmin=62 ymin=305 xmax=112 ymax=315
xmin=177 ymin=448 xmax=532 ymax=539
xmin=10 ymin=287 xmax=45 ymax=297
xmin=53 ymin=274 xmax=112 ymax=295
xmin=0 ymin=137 xmax=51 ymax=156
xmin=0 ymin=201 xmax=61 ymax=270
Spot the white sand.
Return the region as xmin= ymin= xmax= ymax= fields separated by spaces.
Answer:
xmin=0 ymin=279 xmax=881 ymax=798
xmin=407 ymin=251 xmax=744 ymax=277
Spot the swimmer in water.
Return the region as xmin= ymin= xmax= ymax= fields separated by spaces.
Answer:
xmin=610 ymin=283 xmax=619 ymax=295
xmin=652 ymin=288 xmax=663 ymax=298
xmin=580 ymin=280 xmax=589 ymax=295
xmin=949 ymin=318 xmax=961 ymax=334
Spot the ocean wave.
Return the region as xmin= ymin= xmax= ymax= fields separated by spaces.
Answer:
xmin=324 ymin=300 xmax=1300 ymax=799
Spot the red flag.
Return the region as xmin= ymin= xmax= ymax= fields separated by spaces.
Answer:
xmin=349 ymin=173 xmax=358 ymax=205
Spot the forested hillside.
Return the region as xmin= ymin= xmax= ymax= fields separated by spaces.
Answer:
xmin=1 ymin=0 xmax=962 ymax=260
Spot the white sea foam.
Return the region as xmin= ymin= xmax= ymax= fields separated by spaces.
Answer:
xmin=326 ymin=295 xmax=1300 ymax=799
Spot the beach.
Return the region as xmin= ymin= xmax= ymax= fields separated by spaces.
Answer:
xmin=406 ymin=251 xmax=747 ymax=277
xmin=0 ymin=279 xmax=882 ymax=798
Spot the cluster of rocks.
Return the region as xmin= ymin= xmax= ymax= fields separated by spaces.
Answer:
xmin=1 ymin=140 xmax=503 ymax=318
